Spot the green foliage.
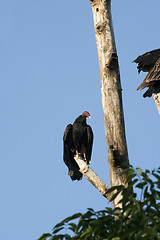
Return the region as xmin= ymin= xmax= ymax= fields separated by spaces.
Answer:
xmin=38 ymin=166 xmax=160 ymax=240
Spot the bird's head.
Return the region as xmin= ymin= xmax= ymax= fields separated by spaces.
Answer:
xmin=82 ymin=111 xmax=91 ymax=119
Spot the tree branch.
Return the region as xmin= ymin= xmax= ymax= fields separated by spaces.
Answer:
xmin=74 ymin=154 xmax=113 ymax=201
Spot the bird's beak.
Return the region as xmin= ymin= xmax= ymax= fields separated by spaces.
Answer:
xmin=88 ymin=116 xmax=91 ymax=119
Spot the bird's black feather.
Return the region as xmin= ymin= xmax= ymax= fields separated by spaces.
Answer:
xmin=133 ymin=48 xmax=160 ymax=73
xmin=63 ymin=112 xmax=93 ymax=181
xmin=133 ymin=49 xmax=160 ymax=97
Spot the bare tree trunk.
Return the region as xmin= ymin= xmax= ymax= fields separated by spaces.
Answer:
xmin=153 ymin=93 xmax=160 ymax=114
xmin=90 ymin=0 xmax=129 ymax=208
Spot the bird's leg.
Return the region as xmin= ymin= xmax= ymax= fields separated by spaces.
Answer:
xmin=82 ymin=154 xmax=89 ymax=172
xmin=75 ymin=150 xmax=79 ymax=156
xmin=74 ymin=151 xmax=89 ymax=173
xmin=83 ymin=153 xmax=87 ymax=162
xmin=75 ymin=151 xmax=83 ymax=160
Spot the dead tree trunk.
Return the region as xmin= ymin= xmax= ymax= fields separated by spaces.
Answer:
xmin=74 ymin=0 xmax=130 ymax=208
xmin=153 ymin=94 xmax=160 ymax=114
xmin=90 ymin=0 xmax=129 ymax=208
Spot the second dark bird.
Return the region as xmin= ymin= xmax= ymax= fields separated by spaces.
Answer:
xmin=133 ymin=48 xmax=160 ymax=97
xmin=63 ymin=111 xmax=93 ymax=181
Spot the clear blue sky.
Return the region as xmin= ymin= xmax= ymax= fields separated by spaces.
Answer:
xmin=1 ymin=1 xmax=160 ymax=239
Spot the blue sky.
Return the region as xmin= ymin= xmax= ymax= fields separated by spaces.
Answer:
xmin=1 ymin=1 xmax=160 ymax=239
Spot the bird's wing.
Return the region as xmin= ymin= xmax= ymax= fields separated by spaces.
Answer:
xmin=63 ymin=124 xmax=73 ymax=167
xmin=133 ymin=49 xmax=160 ymax=65
xmin=137 ymin=58 xmax=160 ymax=91
xmin=86 ymin=125 xmax=93 ymax=164
xmin=133 ymin=49 xmax=160 ymax=73
xmin=152 ymin=59 xmax=160 ymax=81
xmin=63 ymin=124 xmax=83 ymax=181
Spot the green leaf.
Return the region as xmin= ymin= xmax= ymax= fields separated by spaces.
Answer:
xmin=113 ymin=208 xmax=122 ymax=216
xmin=68 ymin=223 xmax=77 ymax=232
xmin=53 ymin=221 xmax=65 ymax=229
xmin=110 ymin=191 xmax=121 ymax=202
xmin=136 ymin=182 xmax=147 ymax=189
xmin=64 ymin=213 xmax=82 ymax=222
xmin=38 ymin=233 xmax=52 ymax=240
xmin=128 ymin=178 xmax=138 ymax=187
xmin=125 ymin=173 xmax=137 ymax=183
xmin=53 ymin=213 xmax=82 ymax=230
xmin=152 ymin=172 xmax=160 ymax=181
xmin=106 ymin=185 xmax=123 ymax=194
xmin=143 ymin=186 xmax=149 ymax=199
xmin=136 ymin=168 xmax=142 ymax=175
xmin=87 ymin=208 xmax=94 ymax=212
xmin=120 ymin=165 xmax=133 ymax=175
xmin=52 ymin=227 xmax=64 ymax=234
xmin=64 ymin=234 xmax=71 ymax=239
xmin=80 ymin=227 xmax=92 ymax=238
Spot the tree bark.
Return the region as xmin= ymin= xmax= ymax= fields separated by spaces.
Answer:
xmin=90 ymin=0 xmax=129 ymax=208
xmin=153 ymin=93 xmax=160 ymax=114
xmin=74 ymin=154 xmax=113 ymax=200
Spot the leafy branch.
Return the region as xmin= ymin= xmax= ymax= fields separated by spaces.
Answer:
xmin=38 ymin=166 xmax=160 ymax=240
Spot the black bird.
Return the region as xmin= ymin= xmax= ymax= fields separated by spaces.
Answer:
xmin=133 ymin=49 xmax=160 ymax=97
xmin=63 ymin=111 xmax=93 ymax=181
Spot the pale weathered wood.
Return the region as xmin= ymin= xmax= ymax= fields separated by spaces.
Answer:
xmin=153 ymin=93 xmax=160 ymax=114
xmin=90 ymin=0 xmax=129 ymax=208
xmin=74 ymin=154 xmax=113 ymax=201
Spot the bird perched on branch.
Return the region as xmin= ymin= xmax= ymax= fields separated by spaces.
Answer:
xmin=63 ymin=111 xmax=93 ymax=181
xmin=133 ymin=48 xmax=160 ymax=98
